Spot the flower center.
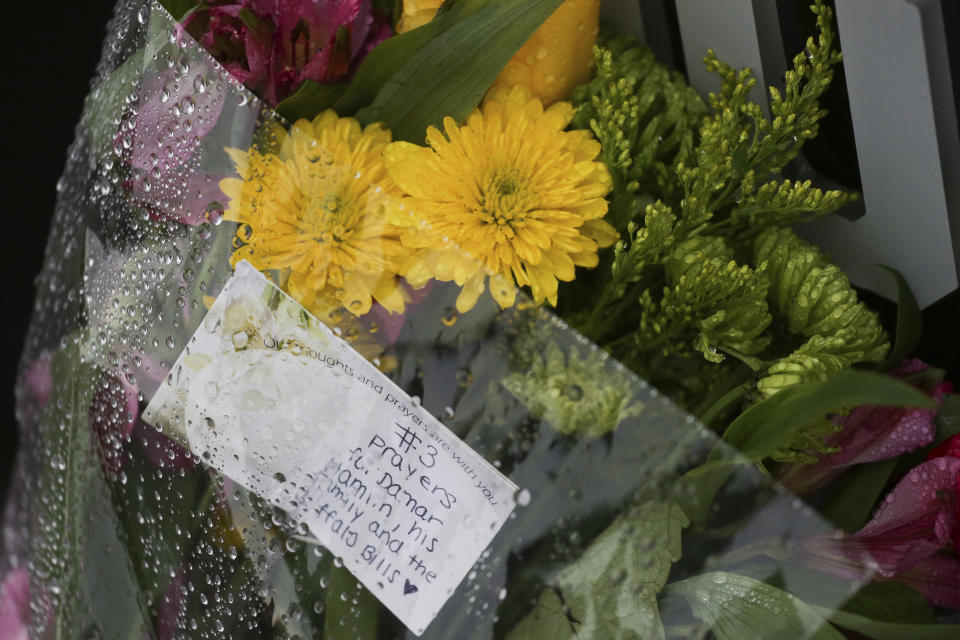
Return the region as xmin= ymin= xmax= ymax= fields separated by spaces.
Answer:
xmin=476 ymin=169 xmax=531 ymax=228
xmin=303 ymin=185 xmax=354 ymax=245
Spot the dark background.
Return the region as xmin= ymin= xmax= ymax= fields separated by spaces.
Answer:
xmin=1 ymin=2 xmax=118 ymax=502
xmin=0 ymin=1 xmax=957 ymax=507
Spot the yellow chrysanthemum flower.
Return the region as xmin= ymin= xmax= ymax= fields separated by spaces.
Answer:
xmin=397 ymin=0 xmax=600 ymax=106
xmin=220 ymin=111 xmax=409 ymax=317
xmin=384 ymin=84 xmax=616 ymax=313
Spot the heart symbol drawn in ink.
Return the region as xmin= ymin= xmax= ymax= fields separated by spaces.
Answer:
xmin=403 ymin=579 xmax=419 ymax=596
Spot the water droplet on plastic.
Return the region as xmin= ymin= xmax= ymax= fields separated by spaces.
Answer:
xmin=514 ymin=488 xmax=531 ymax=507
xmin=204 ymin=202 xmax=224 ymax=225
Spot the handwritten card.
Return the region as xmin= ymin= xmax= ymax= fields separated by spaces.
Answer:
xmin=143 ymin=261 xmax=519 ymax=635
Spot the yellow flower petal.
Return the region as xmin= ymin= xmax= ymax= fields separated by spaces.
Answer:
xmin=490 ymin=272 xmax=517 ymax=309
xmin=455 ymin=271 xmax=486 ymax=313
xmin=385 ymin=85 xmax=613 ymax=312
xmin=220 ymin=111 xmax=412 ymax=317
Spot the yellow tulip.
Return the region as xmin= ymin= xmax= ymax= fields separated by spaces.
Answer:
xmin=396 ymin=0 xmax=601 ymax=105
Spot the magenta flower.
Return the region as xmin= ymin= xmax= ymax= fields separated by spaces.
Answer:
xmin=0 ymin=568 xmax=29 ymax=640
xmin=781 ymin=359 xmax=953 ymax=494
xmin=183 ymin=0 xmax=391 ymax=106
xmin=798 ymin=454 xmax=960 ymax=608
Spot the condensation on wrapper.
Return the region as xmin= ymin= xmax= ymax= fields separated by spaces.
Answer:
xmin=144 ymin=262 xmax=521 ymax=635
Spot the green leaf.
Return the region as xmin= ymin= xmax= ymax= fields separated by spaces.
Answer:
xmin=354 ymin=0 xmax=564 ymax=142
xmin=835 ymin=582 xmax=935 ymax=625
xmin=819 ymin=457 xmax=897 ymax=533
xmin=717 ymin=370 xmax=934 ymax=462
xmin=110 ymin=440 xmax=214 ymax=614
xmin=766 ymin=569 xmax=956 ymax=640
xmin=506 ymin=500 xmax=688 ymax=640
xmin=334 ymin=0 xmax=495 ymax=116
xmin=275 ymin=81 xmax=348 ymax=124
xmin=157 ymin=0 xmax=198 ymax=21
xmin=668 ymin=572 xmax=844 ymax=640
xmin=674 ymin=459 xmax=740 ymax=528
xmin=30 ymin=341 xmax=99 ymax=638
xmin=506 ymin=590 xmax=577 ymax=640
xmin=875 ymin=265 xmax=922 ymax=370
xmin=678 ymin=370 xmax=932 ymax=527
xmin=324 ymin=565 xmax=379 ymax=640
xmin=932 ymin=393 xmax=960 ymax=446
xmin=83 ymin=55 xmax=141 ymax=162
xmin=812 ymin=583 xmax=957 ymax=640
xmin=822 ymin=611 xmax=960 ymax=640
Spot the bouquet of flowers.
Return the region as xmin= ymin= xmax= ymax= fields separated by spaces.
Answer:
xmin=4 ymin=0 xmax=958 ymax=638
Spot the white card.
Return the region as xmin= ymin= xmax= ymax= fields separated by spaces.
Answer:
xmin=143 ymin=261 xmax=519 ymax=635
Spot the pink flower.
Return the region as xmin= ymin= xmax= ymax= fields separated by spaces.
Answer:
xmin=22 ymin=353 xmax=53 ymax=410
xmin=122 ymin=354 xmax=197 ymax=472
xmin=781 ymin=359 xmax=953 ymax=494
xmin=155 ymin=568 xmax=189 ymax=639
xmin=0 ymin=568 xmax=29 ymax=640
xmin=117 ymin=60 xmax=228 ymax=225
xmin=16 ymin=352 xmax=53 ymax=432
xmin=136 ymin=419 xmax=196 ymax=472
xmin=798 ymin=453 xmax=960 ymax=608
xmin=89 ymin=372 xmax=140 ymax=478
xmin=183 ymin=0 xmax=392 ymax=106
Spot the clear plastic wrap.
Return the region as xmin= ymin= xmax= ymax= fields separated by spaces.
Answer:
xmin=5 ymin=2 xmax=876 ymax=638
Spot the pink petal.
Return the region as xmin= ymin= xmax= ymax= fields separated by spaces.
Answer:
xmin=799 ymin=457 xmax=960 ymax=581
xmin=893 ymin=555 xmax=960 ymax=609
xmin=193 ymin=0 xmax=387 ymax=104
xmin=23 ymin=352 xmax=53 ymax=410
xmin=136 ymin=420 xmax=196 ymax=472
xmin=858 ymin=457 xmax=960 ymax=543
xmin=90 ymin=372 xmax=141 ymax=477
xmin=0 ymin=569 xmax=30 ymax=640
xmin=155 ymin=568 xmax=189 ymax=640
xmin=120 ymin=60 xmax=228 ymax=225
xmin=780 ymin=361 xmax=949 ymax=494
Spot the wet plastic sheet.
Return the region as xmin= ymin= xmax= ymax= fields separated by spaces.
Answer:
xmin=6 ymin=2 xmax=868 ymax=638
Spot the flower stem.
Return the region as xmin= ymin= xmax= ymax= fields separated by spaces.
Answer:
xmin=697 ymin=382 xmax=752 ymax=428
